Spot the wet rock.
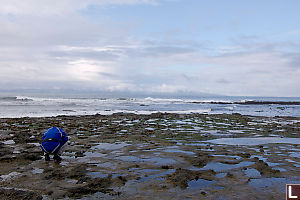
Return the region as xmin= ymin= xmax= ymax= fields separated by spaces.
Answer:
xmin=252 ymin=157 xmax=259 ymax=161
xmin=75 ymin=151 xmax=85 ymax=158
xmin=0 ymin=113 xmax=299 ymax=200
xmin=220 ymin=160 xmax=240 ymax=165
xmin=259 ymin=145 xmax=264 ymax=153
xmin=149 ymin=112 xmax=168 ymax=119
xmin=19 ymin=153 xmax=42 ymax=161
xmin=0 ymin=155 xmax=16 ymax=161
xmin=226 ymin=172 xmax=234 ymax=178
xmin=67 ymin=164 xmax=88 ymax=179
xmin=76 ymin=176 xmax=92 ymax=184
xmin=0 ymin=172 xmax=21 ymax=182
xmin=238 ymin=152 xmax=251 ymax=158
xmin=254 ymin=160 xmax=280 ymax=176
xmin=50 ymin=189 xmax=67 ymax=199
xmin=0 ymin=188 xmax=42 ymax=200
xmin=67 ymin=176 xmax=114 ymax=197
xmin=46 ymin=190 xmax=53 ymax=195
xmin=67 ymin=185 xmax=95 ymax=197
xmin=43 ymin=169 xmax=66 ymax=180
xmin=187 ymin=153 xmax=211 ymax=168
xmin=0 ymin=145 xmax=13 ymax=157
xmin=113 ymin=175 xmax=127 ymax=186
xmin=259 ymin=149 xmax=264 ymax=153
xmin=166 ymin=168 xmax=215 ymax=189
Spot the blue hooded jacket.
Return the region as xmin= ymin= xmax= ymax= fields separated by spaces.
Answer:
xmin=40 ymin=127 xmax=68 ymax=154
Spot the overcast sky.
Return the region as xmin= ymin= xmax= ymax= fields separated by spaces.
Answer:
xmin=0 ymin=0 xmax=299 ymax=97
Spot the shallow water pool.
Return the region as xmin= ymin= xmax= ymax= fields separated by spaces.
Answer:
xmin=206 ymin=137 xmax=300 ymax=146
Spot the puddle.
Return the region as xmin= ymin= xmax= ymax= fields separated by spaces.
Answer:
xmin=137 ymin=169 xmax=161 ymax=173
xmin=204 ymin=130 xmax=233 ymax=137
xmin=66 ymin=179 xmax=78 ymax=184
xmin=214 ymin=155 xmax=240 ymax=159
xmin=59 ymin=161 xmax=70 ymax=166
xmin=0 ymin=172 xmax=21 ymax=182
xmin=243 ymin=168 xmax=261 ymax=178
xmin=87 ymin=172 xmax=109 ymax=178
xmin=87 ymin=172 xmax=122 ymax=179
xmin=200 ymin=146 xmax=215 ymax=152
xmin=117 ymin=156 xmax=142 ymax=162
xmin=216 ymin=173 xmax=226 ymax=178
xmin=207 ymin=137 xmax=300 ymax=146
xmin=213 ymin=186 xmax=225 ymax=190
xmin=251 ymin=156 xmax=280 ymax=166
xmin=228 ymin=130 xmax=245 ymax=134
xmin=290 ymin=152 xmax=300 ymax=158
xmin=273 ymin=167 xmax=287 ymax=172
xmin=288 ymin=148 xmax=300 ymax=152
xmin=77 ymin=152 xmax=106 ymax=163
xmin=27 ymin=143 xmax=40 ymax=147
xmin=163 ymin=148 xmax=195 ymax=155
xmin=202 ymin=161 xmax=254 ymax=172
xmin=91 ymin=142 xmax=129 ymax=150
xmin=186 ymin=143 xmax=212 ymax=147
xmin=285 ymin=159 xmax=296 ymax=163
xmin=84 ymin=151 xmax=106 ymax=158
xmin=187 ymin=179 xmax=216 ymax=190
xmin=137 ymin=169 xmax=175 ymax=182
xmin=32 ymin=168 xmax=44 ymax=174
xmin=94 ymin=162 xmax=117 ymax=169
xmin=3 ymin=140 xmax=15 ymax=145
xmin=144 ymin=157 xmax=177 ymax=166
xmin=61 ymin=155 xmax=75 ymax=160
xmin=142 ymin=149 xmax=156 ymax=152
xmin=110 ymin=150 xmax=123 ymax=156
xmin=249 ymin=178 xmax=300 ymax=192
xmin=268 ymin=162 xmax=281 ymax=167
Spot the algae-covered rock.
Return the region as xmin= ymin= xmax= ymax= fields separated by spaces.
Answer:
xmin=166 ymin=168 xmax=215 ymax=189
xmin=253 ymin=160 xmax=280 ymax=176
xmin=0 ymin=188 xmax=42 ymax=200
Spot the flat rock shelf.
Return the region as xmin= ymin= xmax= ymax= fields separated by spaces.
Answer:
xmin=0 ymin=113 xmax=300 ymax=199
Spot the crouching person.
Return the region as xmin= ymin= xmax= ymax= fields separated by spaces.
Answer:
xmin=40 ymin=127 xmax=68 ymax=162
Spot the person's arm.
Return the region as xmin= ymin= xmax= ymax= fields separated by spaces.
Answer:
xmin=61 ymin=132 xmax=68 ymax=144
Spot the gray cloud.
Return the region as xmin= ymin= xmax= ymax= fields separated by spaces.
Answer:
xmin=285 ymin=53 xmax=300 ymax=68
xmin=48 ymin=49 xmax=120 ymax=61
xmin=216 ymin=79 xmax=230 ymax=84
xmin=143 ymin=46 xmax=196 ymax=55
xmin=98 ymin=72 xmax=119 ymax=78
xmin=0 ymin=1 xmax=299 ymax=97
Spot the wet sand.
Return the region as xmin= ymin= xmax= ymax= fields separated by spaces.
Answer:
xmin=0 ymin=113 xmax=300 ymax=199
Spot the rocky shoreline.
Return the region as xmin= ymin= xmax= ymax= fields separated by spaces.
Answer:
xmin=0 ymin=113 xmax=300 ymax=199
xmin=190 ymin=100 xmax=300 ymax=105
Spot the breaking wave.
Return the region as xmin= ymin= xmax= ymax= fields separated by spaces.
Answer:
xmin=0 ymin=96 xmax=33 ymax=102
xmin=1 ymin=95 xmax=300 ymax=118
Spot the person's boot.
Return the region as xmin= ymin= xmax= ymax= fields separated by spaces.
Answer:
xmin=45 ymin=154 xmax=50 ymax=161
xmin=53 ymin=154 xmax=62 ymax=162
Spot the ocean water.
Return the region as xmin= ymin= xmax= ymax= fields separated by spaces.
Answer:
xmin=0 ymin=94 xmax=300 ymax=118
